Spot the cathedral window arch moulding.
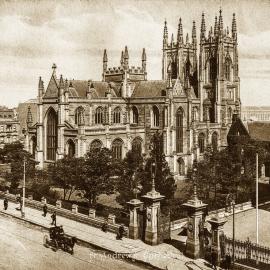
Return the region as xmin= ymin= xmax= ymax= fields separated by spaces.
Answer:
xmin=95 ymin=106 xmax=103 ymax=124
xmin=111 ymin=138 xmax=123 ymax=160
xmin=131 ymin=106 xmax=139 ymax=124
xmin=46 ymin=108 xmax=58 ymax=161
xmin=75 ymin=106 xmax=85 ymax=125
xmin=132 ymin=137 xmax=142 ymax=154
xmin=152 ymin=105 xmax=160 ymax=127
xmin=198 ymin=132 xmax=205 ymax=154
xmin=176 ymin=107 xmax=184 ymax=153
xmin=90 ymin=139 xmax=103 ymax=151
xmin=113 ymin=107 xmax=121 ymax=124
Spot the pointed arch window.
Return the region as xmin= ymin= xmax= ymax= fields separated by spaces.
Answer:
xmin=198 ymin=133 xmax=205 ymax=154
xmin=177 ymin=158 xmax=185 ymax=175
xmin=225 ymin=58 xmax=231 ymax=81
xmin=111 ymin=139 xmax=123 ymax=160
xmin=152 ymin=106 xmax=160 ymax=127
xmin=95 ymin=107 xmax=103 ymax=124
xmin=176 ymin=108 xmax=184 ymax=153
xmin=131 ymin=106 xmax=139 ymax=124
xmin=132 ymin=137 xmax=142 ymax=154
xmin=209 ymin=57 xmax=217 ymax=82
xmin=75 ymin=107 xmax=85 ymax=125
xmin=46 ymin=109 xmax=57 ymax=161
xmin=212 ymin=132 xmax=218 ymax=152
xmin=113 ymin=107 xmax=121 ymax=124
xmin=90 ymin=139 xmax=103 ymax=151
xmin=67 ymin=139 xmax=75 ymax=158
xmin=228 ymin=107 xmax=233 ymax=121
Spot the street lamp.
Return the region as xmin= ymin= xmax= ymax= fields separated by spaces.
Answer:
xmin=226 ymin=193 xmax=236 ymax=266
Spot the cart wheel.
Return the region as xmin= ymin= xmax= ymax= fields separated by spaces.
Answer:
xmin=43 ymin=235 xmax=49 ymax=248
xmin=53 ymin=239 xmax=59 ymax=251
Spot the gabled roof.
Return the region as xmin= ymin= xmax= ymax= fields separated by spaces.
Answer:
xmin=131 ymin=80 xmax=167 ymax=97
xmin=247 ymin=122 xmax=270 ymax=142
xmin=44 ymin=75 xmax=59 ymax=98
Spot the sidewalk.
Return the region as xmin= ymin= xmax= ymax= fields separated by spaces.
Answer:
xmin=0 ymin=198 xmax=217 ymax=270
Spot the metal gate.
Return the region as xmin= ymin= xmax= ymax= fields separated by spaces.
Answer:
xmin=157 ymin=208 xmax=171 ymax=244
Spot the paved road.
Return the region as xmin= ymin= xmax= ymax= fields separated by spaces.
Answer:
xmin=0 ymin=214 xmax=152 ymax=270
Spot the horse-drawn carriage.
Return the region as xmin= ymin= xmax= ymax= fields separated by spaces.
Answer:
xmin=43 ymin=226 xmax=77 ymax=254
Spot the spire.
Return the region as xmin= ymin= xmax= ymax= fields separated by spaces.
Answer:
xmin=167 ymin=61 xmax=172 ymax=89
xmin=103 ymin=49 xmax=108 ymax=73
xmin=227 ymin=26 xmax=229 ymax=36
xmin=26 ymin=106 xmax=33 ymax=127
xmin=124 ymin=46 xmax=129 ymax=59
xmin=59 ymin=75 xmax=64 ymax=89
xmin=52 ymin=63 xmax=57 ymax=77
xmin=186 ymin=33 xmax=189 ymax=44
xmin=200 ymin=12 xmax=206 ymax=40
xmin=124 ymin=46 xmax=129 ymax=70
xmin=192 ymin=21 xmax=197 ymax=45
xmin=177 ymin=18 xmax=183 ymax=43
xmin=232 ymin=13 xmax=237 ymax=39
xmin=218 ymin=8 xmax=223 ymax=33
xmin=120 ymin=51 xmax=124 ymax=66
xmin=163 ymin=19 xmax=168 ymax=40
xmin=38 ymin=76 xmax=44 ymax=97
xmin=214 ymin=16 xmax=218 ymax=36
xmin=142 ymin=48 xmax=146 ymax=71
xmin=103 ymin=49 xmax=108 ymax=63
xmin=171 ymin=33 xmax=174 ymax=46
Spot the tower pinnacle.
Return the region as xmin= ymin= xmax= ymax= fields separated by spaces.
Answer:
xmin=142 ymin=48 xmax=146 ymax=71
xmin=192 ymin=21 xmax=197 ymax=45
xmin=200 ymin=13 xmax=206 ymax=41
xmin=218 ymin=8 xmax=223 ymax=33
xmin=177 ymin=18 xmax=183 ymax=43
xmin=232 ymin=13 xmax=237 ymax=39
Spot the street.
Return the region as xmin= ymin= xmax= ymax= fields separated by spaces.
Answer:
xmin=0 ymin=214 xmax=151 ymax=270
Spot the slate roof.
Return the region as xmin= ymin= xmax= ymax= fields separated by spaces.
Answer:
xmin=131 ymin=80 xmax=167 ymax=97
xmin=246 ymin=121 xmax=270 ymax=142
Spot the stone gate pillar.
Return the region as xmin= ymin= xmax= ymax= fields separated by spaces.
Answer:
xmin=208 ymin=214 xmax=227 ymax=265
xmin=142 ymin=173 xmax=165 ymax=246
xmin=183 ymin=185 xmax=207 ymax=259
xmin=127 ymin=198 xmax=143 ymax=240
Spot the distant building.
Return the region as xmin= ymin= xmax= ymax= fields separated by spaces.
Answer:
xmin=0 ymin=106 xmax=20 ymax=147
xmin=241 ymin=106 xmax=270 ymax=122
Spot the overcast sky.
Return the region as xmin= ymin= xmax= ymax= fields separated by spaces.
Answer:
xmin=0 ymin=0 xmax=269 ymax=107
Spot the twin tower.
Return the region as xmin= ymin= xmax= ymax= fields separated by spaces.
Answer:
xmin=162 ymin=10 xmax=240 ymax=123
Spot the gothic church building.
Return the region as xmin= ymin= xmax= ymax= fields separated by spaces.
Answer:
xmin=26 ymin=10 xmax=240 ymax=179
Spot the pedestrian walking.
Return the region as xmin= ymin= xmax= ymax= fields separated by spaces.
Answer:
xmin=3 ymin=198 xmax=8 ymax=210
xmin=211 ymin=250 xmax=218 ymax=270
xmin=225 ymin=252 xmax=232 ymax=270
xmin=43 ymin=204 xmax=48 ymax=217
xmin=51 ymin=211 xmax=56 ymax=226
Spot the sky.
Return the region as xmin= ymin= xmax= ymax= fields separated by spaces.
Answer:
xmin=0 ymin=0 xmax=269 ymax=108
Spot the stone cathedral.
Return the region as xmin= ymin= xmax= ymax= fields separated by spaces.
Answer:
xmin=25 ymin=10 xmax=240 ymax=179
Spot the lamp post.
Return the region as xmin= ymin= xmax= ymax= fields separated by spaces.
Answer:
xmin=21 ymin=156 xmax=26 ymax=218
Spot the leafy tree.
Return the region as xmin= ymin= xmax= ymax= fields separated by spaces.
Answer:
xmin=48 ymin=156 xmax=84 ymax=201
xmin=0 ymin=141 xmax=26 ymax=163
xmin=115 ymin=149 xmax=144 ymax=207
xmin=139 ymin=131 xmax=176 ymax=204
xmin=189 ymin=139 xmax=269 ymax=209
xmin=79 ymin=147 xmax=117 ymax=207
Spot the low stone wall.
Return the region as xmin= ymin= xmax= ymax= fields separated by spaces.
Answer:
xmin=170 ymin=201 xmax=253 ymax=231
xmin=0 ymin=191 xmax=128 ymax=236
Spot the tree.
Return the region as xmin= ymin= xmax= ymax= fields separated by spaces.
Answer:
xmin=0 ymin=141 xmax=26 ymax=163
xmin=115 ymin=149 xmax=144 ymax=207
xmin=139 ymin=131 xmax=176 ymax=204
xmin=79 ymin=147 xmax=117 ymax=207
xmin=189 ymin=139 xmax=269 ymax=209
xmin=48 ymin=156 xmax=84 ymax=201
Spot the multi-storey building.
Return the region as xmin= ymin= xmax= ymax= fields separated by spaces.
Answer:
xmin=25 ymin=10 xmax=240 ymax=179
xmin=0 ymin=106 xmax=20 ymax=147
xmin=241 ymin=106 xmax=270 ymax=121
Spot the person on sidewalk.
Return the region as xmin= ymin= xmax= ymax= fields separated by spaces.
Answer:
xmin=51 ymin=211 xmax=56 ymax=226
xmin=101 ymin=221 xmax=108 ymax=233
xmin=43 ymin=204 xmax=48 ymax=217
xmin=211 ymin=250 xmax=218 ymax=270
xmin=3 ymin=198 xmax=8 ymax=210
xmin=116 ymin=224 xmax=125 ymax=240
xmin=225 ymin=252 xmax=232 ymax=270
